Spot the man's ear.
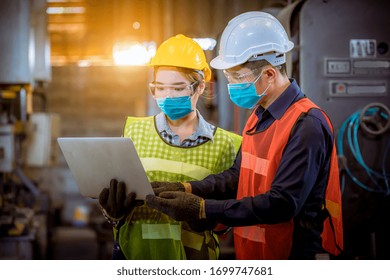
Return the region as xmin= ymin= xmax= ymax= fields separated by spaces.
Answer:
xmin=263 ymin=67 xmax=277 ymax=83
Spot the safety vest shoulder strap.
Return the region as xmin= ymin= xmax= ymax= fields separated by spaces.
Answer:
xmin=215 ymin=128 xmax=242 ymax=155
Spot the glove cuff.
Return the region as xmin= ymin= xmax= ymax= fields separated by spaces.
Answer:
xmin=199 ymin=199 xmax=206 ymax=219
xmin=182 ymin=182 xmax=192 ymax=193
xmin=100 ymin=207 xmax=125 ymax=228
xmin=186 ymin=196 xmax=203 ymax=221
xmin=175 ymin=182 xmax=185 ymax=192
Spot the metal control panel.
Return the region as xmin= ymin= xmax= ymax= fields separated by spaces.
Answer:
xmin=296 ymin=0 xmax=390 ymax=130
xmin=326 ymin=57 xmax=389 ymax=97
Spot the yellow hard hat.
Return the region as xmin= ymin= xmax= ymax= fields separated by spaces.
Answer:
xmin=149 ymin=34 xmax=212 ymax=82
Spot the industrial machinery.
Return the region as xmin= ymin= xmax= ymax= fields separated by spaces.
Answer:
xmin=0 ymin=0 xmax=54 ymax=259
xmin=277 ymin=0 xmax=390 ymax=259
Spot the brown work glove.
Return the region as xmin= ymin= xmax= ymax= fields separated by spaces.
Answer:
xmin=151 ymin=181 xmax=185 ymax=196
xmin=146 ymin=191 xmax=202 ymax=221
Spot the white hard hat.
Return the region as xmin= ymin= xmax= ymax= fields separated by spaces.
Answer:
xmin=210 ymin=11 xmax=294 ymax=70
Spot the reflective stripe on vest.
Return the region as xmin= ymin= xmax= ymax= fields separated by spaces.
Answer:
xmin=141 ymin=224 xmax=181 ymax=240
xmin=235 ymin=225 xmax=265 ymax=243
xmin=181 ymin=229 xmax=205 ymax=251
xmin=141 ymin=157 xmax=213 ymax=181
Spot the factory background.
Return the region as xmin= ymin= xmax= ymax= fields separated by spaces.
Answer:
xmin=0 ymin=0 xmax=389 ymax=260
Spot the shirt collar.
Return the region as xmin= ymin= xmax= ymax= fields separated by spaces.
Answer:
xmin=155 ymin=111 xmax=215 ymax=142
xmin=256 ymin=78 xmax=304 ymax=120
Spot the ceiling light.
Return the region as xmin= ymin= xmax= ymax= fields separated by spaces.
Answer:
xmin=46 ymin=7 xmax=85 ymax=14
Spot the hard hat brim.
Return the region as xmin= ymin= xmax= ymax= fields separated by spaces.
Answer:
xmin=210 ymin=55 xmax=242 ymax=70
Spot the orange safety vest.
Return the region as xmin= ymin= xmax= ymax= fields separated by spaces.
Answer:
xmin=234 ymin=98 xmax=343 ymax=259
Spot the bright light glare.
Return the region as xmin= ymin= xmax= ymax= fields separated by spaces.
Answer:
xmin=147 ymin=43 xmax=156 ymax=58
xmin=77 ymin=60 xmax=91 ymax=67
xmin=193 ymin=38 xmax=217 ymax=51
xmin=132 ymin=21 xmax=141 ymax=30
xmin=113 ymin=43 xmax=151 ymax=66
xmin=46 ymin=7 xmax=85 ymax=14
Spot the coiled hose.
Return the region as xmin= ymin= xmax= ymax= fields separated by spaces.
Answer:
xmin=337 ymin=103 xmax=390 ymax=195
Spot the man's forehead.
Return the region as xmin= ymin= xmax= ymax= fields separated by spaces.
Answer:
xmin=225 ymin=65 xmax=250 ymax=73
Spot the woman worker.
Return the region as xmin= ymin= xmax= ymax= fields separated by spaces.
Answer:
xmin=98 ymin=34 xmax=241 ymax=259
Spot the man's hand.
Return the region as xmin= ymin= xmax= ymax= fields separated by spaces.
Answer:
xmin=151 ymin=182 xmax=185 ymax=196
xmin=146 ymin=191 xmax=203 ymax=221
xmin=99 ymin=179 xmax=142 ymax=225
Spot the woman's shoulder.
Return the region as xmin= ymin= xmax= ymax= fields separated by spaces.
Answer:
xmin=215 ymin=127 xmax=242 ymax=140
xmin=214 ymin=127 xmax=242 ymax=153
xmin=122 ymin=116 xmax=155 ymax=137
xmin=124 ymin=116 xmax=154 ymax=127
xmin=125 ymin=115 xmax=154 ymax=123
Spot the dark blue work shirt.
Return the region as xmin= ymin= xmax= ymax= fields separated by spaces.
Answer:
xmin=190 ymin=79 xmax=335 ymax=259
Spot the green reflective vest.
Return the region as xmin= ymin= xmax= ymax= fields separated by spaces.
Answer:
xmin=118 ymin=116 xmax=241 ymax=259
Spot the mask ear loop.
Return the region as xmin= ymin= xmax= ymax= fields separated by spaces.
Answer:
xmin=252 ymin=69 xmax=269 ymax=95
xmin=257 ymin=82 xmax=271 ymax=97
xmin=254 ymin=66 xmax=273 ymax=96
xmin=264 ymin=82 xmax=271 ymax=92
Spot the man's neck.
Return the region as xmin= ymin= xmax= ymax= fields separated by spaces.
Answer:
xmin=260 ymin=77 xmax=291 ymax=109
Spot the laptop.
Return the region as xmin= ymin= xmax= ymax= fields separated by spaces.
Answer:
xmin=57 ymin=137 xmax=154 ymax=200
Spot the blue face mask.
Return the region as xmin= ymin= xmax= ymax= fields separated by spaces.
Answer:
xmin=227 ymin=74 xmax=270 ymax=109
xmin=156 ymin=96 xmax=193 ymax=120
